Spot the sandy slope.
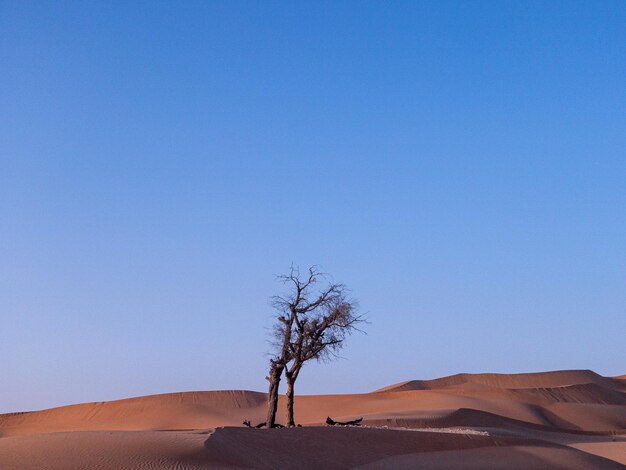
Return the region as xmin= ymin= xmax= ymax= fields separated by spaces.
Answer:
xmin=374 ymin=369 xmax=624 ymax=392
xmin=1 ymin=428 xmax=623 ymax=470
xmin=0 ymin=390 xmax=267 ymax=437
xmin=1 ymin=369 xmax=625 ymax=469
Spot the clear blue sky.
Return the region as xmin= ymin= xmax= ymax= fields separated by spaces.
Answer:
xmin=2 ymin=1 xmax=625 ymax=413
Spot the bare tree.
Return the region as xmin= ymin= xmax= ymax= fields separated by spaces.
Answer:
xmin=284 ymin=287 xmax=363 ymax=426
xmin=266 ymin=266 xmax=364 ymax=428
xmin=264 ymin=266 xmax=316 ymax=428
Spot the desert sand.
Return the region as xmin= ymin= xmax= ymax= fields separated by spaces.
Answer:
xmin=1 ymin=369 xmax=625 ymax=469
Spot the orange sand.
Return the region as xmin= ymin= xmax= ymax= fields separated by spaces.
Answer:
xmin=1 ymin=369 xmax=624 ymax=469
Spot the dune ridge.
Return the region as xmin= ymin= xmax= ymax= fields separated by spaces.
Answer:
xmin=0 ymin=390 xmax=266 ymax=437
xmin=374 ymin=369 xmax=625 ymax=393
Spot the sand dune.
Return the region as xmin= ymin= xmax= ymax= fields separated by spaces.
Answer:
xmin=1 ymin=369 xmax=625 ymax=469
xmin=1 ymin=427 xmax=622 ymax=470
xmin=0 ymin=390 xmax=266 ymax=437
xmin=374 ymin=369 xmax=625 ymax=393
xmin=353 ymin=445 xmax=624 ymax=470
xmin=510 ymin=383 xmax=626 ymax=405
xmin=0 ymin=430 xmax=211 ymax=470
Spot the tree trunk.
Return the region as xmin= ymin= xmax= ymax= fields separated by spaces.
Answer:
xmin=266 ymin=362 xmax=283 ymax=428
xmin=286 ymin=373 xmax=295 ymax=427
xmin=285 ymin=364 xmax=301 ymax=427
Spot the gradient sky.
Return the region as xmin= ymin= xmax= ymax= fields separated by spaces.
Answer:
xmin=2 ymin=1 xmax=625 ymax=413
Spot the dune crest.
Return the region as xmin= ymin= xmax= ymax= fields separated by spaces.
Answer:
xmin=374 ymin=369 xmax=624 ymax=393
